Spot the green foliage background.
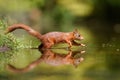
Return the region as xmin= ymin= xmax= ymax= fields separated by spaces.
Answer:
xmin=0 ymin=0 xmax=120 ymax=80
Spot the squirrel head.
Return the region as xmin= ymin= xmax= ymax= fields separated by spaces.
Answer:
xmin=73 ymin=29 xmax=84 ymax=40
xmin=73 ymin=57 xmax=84 ymax=68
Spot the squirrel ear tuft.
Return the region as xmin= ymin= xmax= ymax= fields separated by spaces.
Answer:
xmin=73 ymin=62 xmax=79 ymax=68
xmin=73 ymin=29 xmax=78 ymax=33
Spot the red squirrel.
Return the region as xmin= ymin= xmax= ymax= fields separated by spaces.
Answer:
xmin=7 ymin=49 xmax=84 ymax=73
xmin=5 ymin=24 xmax=85 ymax=48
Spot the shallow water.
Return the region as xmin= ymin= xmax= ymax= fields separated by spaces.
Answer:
xmin=0 ymin=38 xmax=120 ymax=80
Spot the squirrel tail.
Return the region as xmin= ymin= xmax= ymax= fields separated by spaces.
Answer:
xmin=7 ymin=57 xmax=42 ymax=73
xmin=5 ymin=24 xmax=42 ymax=40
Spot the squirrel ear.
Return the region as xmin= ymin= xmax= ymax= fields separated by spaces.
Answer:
xmin=73 ymin=57 xmax=84 ymax=68
xmin=74 ymin=29 xmax=78 ymax=33
xmin=73 ymin=62 xmax=79 ymax=68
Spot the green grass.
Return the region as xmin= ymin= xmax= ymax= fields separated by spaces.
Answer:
xmin=0 ymin=20 xmax=39 ymax=52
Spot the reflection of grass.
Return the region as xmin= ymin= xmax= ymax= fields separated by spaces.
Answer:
xmin=0 ymin=20 xmax=40 ymax=73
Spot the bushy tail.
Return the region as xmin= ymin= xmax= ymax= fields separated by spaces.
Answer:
xmin=5 ymin=24 xmax=42 ymax=40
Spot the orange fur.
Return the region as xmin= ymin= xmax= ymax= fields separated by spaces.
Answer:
xmin=5 ymin=24 xmax=84 ymax=48
xmin=7 ymin=49 xmax=84 ymax=73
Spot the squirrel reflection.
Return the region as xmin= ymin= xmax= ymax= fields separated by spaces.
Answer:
xmin=7 ymin=49 xmax=85 ymax=73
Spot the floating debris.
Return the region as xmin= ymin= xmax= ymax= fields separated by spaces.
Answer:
xmin=116 ymin=49 xmax=120 ymax=52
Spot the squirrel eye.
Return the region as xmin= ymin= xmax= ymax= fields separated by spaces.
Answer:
xmin=76 ymin=34 xmax=80 ymax=37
